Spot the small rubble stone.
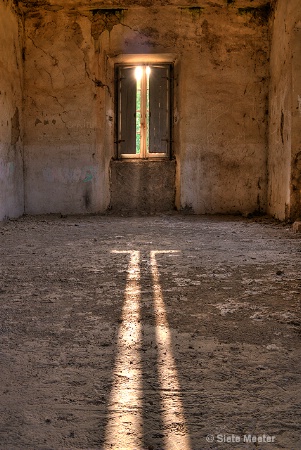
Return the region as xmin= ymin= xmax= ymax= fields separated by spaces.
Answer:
xmin=292 ymin=221 xmax=301 ymax=233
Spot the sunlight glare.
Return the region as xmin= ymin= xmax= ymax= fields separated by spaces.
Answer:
xmin=135 ymin=66 xmax=143 ymax=81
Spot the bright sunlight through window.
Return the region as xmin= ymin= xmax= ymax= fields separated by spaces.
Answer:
xmin=117 ymin=64 xmax=171 ymax=159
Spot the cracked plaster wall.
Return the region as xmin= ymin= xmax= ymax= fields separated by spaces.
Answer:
xmin=24 ymin=10 xmax=110 ymax=214
xmin=268 ymin=0 xmax=301 ymax=221
xmin=169 ymin=3 xmax=270 ymax=214
xmin=0 ymin=1 xmax=24 ymax=220
xmin=23 ymin=1 xmax=270 ymax=215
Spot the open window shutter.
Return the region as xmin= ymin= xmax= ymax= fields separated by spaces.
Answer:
xmin=118 ymin=67 xmax=136 ymax=155
xmin=149 ymin=66 xmax=170 ymax=154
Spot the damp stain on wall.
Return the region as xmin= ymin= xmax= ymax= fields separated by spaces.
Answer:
xmin=11 ymin=107 xmax=20 ymax=145
xmin=280 ymin=110 xmax=284 ymax=144
xmin=91 ymin=9 xmax=126 ymax=40
xmin=83 ymin=170 xmax=93 ymax=183
xmin=291 ymin=151 xmax=301 ymax=219
xmin=42 ymin=166 xmax=97 ymax=184
xmin=0 ymin=159 xmax=15 ymax=181
xmin=237 ymin=4 xmax=272 ymax=25
xmin=84 ymin=188 xmax=91 ymax=209
xmin=179 ymin=6 xmax=204 ymax=19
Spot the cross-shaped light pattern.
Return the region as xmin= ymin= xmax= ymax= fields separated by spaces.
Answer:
xmin=104 ymin=250 xmax=191 ymax=450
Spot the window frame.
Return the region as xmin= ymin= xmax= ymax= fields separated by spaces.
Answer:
xmin=115 ymin=61 xmax=174 ymax=160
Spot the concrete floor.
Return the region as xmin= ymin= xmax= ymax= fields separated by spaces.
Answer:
xmin=0 ymin=214 xmax=300 ymax=450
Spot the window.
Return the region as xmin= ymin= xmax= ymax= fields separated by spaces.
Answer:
xmin=116 ymin=64 xmax=172 ymax=159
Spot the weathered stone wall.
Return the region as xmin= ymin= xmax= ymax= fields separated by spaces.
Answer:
xmin=268 ymin=0 xmax=301 ymax=220
xmin=110 ymin=160 xmax=176 ymax=214
xmin=23 ymin=1 xmax=270 ymax=216
xmin=0 ymin=1 xmax=24 ymax=220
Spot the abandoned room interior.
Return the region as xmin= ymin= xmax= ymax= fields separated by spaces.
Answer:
xmin=0 ymin=0 xmax=301 ymax=449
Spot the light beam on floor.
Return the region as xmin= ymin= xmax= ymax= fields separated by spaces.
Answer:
xmin=104 ymin=249 xmax=190 ymax=449
xmin=150 ymin=250 xmax=191 ymax=450
xmin=104 ymin=250 xmax=142 ymax=450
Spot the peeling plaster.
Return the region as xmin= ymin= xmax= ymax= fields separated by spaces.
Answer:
xmin=91 ymin=9 xmax=125 ymax=39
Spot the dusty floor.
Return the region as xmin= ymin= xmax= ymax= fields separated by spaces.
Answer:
xmin=0 ymin=214 xmax=300 ymax=450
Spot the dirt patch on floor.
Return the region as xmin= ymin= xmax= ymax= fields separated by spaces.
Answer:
xmin=0 ymin=214 xmax=300 ymax=449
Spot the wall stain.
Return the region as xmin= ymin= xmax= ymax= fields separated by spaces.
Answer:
xmin=238 ymin=4 xmax=272 ymax=25
xmin=43 ymin=166 xmax=97 ymax=183
xmin=91 ymin=9 xmax=125 ymax=40
xmin=179 ymin=6 xmax=204 ymax=19
xmin=93 ymin=79 xmax=112 ymax=97
xmin=84 ymin=170 xmax=93 ymax=183
xmin=291 ymin=151 xmax=301 ymax=219
xmin=0 ymin=159 xmax=15 ymax=181
xmin=84 ymin=190 xmax=91 ymax=209
xmin=66 ymin=21 xmax=84 ymax=47
xmin=201 ymin=19 xmax=222 ymax=64
xmin=280 ymin=110 xmax=284 ymax=144
xmin=11 ymin=107 xmax=20 ymax=145
xmin=140 ymin=26 xmax=159 ymax=40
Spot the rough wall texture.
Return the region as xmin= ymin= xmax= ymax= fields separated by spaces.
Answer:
xmin=23 ymin=0 xmax=271 ymax=216
xmin=268 ymin=0 xmax=301 ymax=220
xmin=291 ymin=24 xmax=301 ymax=220
xmin=110 ymin=160 xmax=176 ymax=214
xmin=24 ymin=11 xmax=110 ymax=214
xmin=171 ymin=3 xmax=270 ymax=215
xmin=0 ymin=1 xmax=24 ymax=220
